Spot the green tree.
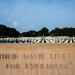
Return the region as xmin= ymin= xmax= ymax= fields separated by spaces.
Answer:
xmin=0 ymin=24 xmax=20 ymax=37
xmin=36 ymin=27 xmax=49 ymax=36
xmin=22 ymin=30 xmax=36 ymax=37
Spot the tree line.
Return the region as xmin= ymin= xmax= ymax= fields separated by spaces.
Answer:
xmin=0 ymin=24 xmax=75 ymax=37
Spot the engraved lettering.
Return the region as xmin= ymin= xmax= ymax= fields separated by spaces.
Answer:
xmin=6 ymin=64 xmax=20 ymax=69
xmin=24 ymin=54 xmax=45 ymax=59
xmin=0 ymin=54 xmax=18 ymax=59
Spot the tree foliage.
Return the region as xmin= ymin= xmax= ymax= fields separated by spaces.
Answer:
xmin=36 ymin=27 xmax=49 ymax=36
xmin=0 ymin=24 xmax=20 ymax=37
xmin=0 ymin=24 xmax=75 ymax=37
xmin=49 ymin=27 xmax=75 ymax=36
xmin=22 ymin=30 xmax=36 ymax=37
xmin=21 ymin=27 xmax=49 ymax=37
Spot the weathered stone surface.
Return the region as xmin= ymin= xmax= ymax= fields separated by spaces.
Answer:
xmin=0 ymin=44 xmax=75 ymax=75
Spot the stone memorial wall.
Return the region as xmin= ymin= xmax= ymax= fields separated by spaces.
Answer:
xmin=0 ymin=44 xmax=75 ymax=75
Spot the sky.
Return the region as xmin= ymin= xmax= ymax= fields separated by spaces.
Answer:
xmin=0 ymin=0 xmax=75 ymax=32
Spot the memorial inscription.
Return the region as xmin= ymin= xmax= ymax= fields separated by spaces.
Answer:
xmin=0 ymin=44 xmax=75 ymax=75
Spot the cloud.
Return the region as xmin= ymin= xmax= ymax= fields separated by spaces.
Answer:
xmin=12 ymin=21 xmax=19 ymax=28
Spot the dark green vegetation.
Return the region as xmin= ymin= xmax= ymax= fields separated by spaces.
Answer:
xmin=22 ymin=27 xmax=49 ymax=37
xmin=50 ymin=27 xmax=75 ymax=37
xmin=0 ymin=24 xmax=20 ymax=37
xmin=0 ymin=24 xmax=75 ymax=37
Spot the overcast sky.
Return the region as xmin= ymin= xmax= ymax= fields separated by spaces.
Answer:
xmin=0 ymin=0 xmax=75 ymax=32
